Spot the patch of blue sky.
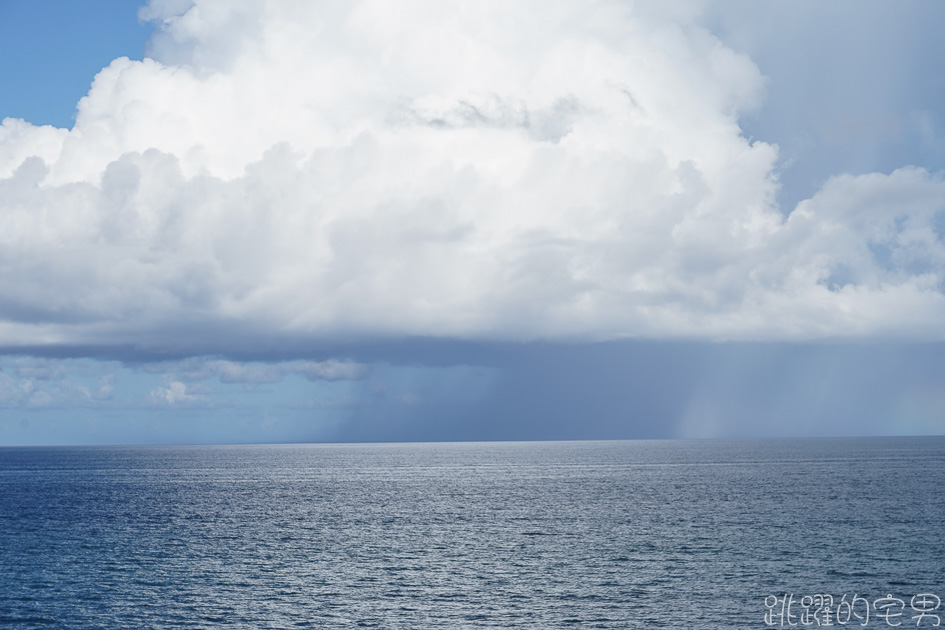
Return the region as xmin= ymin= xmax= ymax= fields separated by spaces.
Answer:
xmin=0 ymin=0 xmax=152 ymax=129
xmin=707 ymin=0 xmax=945 ymax=213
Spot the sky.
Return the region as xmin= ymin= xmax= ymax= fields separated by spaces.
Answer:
xmin=1 ymin=0 xmax=944 ymax=445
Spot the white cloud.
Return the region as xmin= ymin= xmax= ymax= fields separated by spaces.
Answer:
xmin=212 ymin=360 xmax=284 ymax=384
xmin=0 ymin=370 xmax=94 ymax=408
xmin=1 ymin=0 xmax=944 ymax=348
xmin=95 ymin=374 xmax=117 ymax=400
xmin=294 ymin=360 xmax=370 ymax=381
xmin=149 ymin=380 xmax=206 ymax=406
xmin=10 ymin=356 xmax=68 ymax=380
xmin=141 ymin=357 xmax=370 ymax=384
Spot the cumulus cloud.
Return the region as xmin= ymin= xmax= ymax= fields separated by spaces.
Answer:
xmin=9 ymin=357 xmax=68 ymax=381
xmin=212 ymin=360 xmax=284 ymax=384
xmin=294 ymin=360 xmax=370 ymax=381
xmin=94 ymin=374 xmax=117 ymax=400
xmin=1 ymin=0 xmax=944 ymax=351
xmin=0 ymin=370 xmax=94 ymax=408
xmin=144 ymin=357 xmax=369 ymax=383
xmin=149 ymin=380 xmax=206 ymax=406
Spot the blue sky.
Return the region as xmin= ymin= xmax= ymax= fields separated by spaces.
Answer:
xmin=1 ymin=1 xmax=944 ymax=445
xmin=0 ymin=0 xmax=152 ymax=128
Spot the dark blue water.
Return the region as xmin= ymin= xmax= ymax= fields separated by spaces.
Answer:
xmin=1 ymin=438 xmax=943 ymax=628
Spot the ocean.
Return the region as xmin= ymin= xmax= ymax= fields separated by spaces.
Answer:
xmin=1 ymin=438 xmax=943 ymax=628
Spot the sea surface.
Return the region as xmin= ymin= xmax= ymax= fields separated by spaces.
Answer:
xmin=1 ymin=438 xmax=943 ymax=628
